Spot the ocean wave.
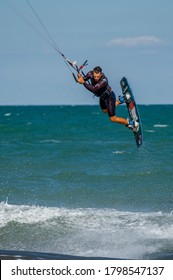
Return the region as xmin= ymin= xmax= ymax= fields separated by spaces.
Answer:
xmin=1 ymin=202 xmax=173 ymax=259
xmin=1 ymin=202 xmax=173 ymax=227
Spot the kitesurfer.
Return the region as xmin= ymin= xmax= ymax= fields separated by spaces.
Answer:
xmin=77 ymin=66 xmax=139 ymax=131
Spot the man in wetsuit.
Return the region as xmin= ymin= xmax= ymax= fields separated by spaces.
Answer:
xmin=77 ymin=66 xmax=139 ymax=131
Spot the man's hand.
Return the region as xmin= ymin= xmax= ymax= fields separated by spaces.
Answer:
xmin=77 ymin=73 xmax=85 ymax=84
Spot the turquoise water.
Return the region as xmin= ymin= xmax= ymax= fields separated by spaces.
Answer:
xmin=0 ymin=105 xmax=173 ymax=259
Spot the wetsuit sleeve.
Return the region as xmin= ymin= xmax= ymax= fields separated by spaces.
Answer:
xmin=83 ymin=71 xmax=92 ymax=81
xmin=83 ymin=78 xmax=107 ymax=93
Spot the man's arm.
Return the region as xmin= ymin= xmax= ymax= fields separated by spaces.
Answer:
xmin=83 ymin=78 xmax=107 ymax=93
xmin=77 ymin=72 xmax=108 ymax=93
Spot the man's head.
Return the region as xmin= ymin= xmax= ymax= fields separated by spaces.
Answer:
xmin=93 ymin=66 xmax=102 ymax=81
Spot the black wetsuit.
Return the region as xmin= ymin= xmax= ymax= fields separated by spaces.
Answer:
xmin=83 ymin=71 xmax=116 ymax=117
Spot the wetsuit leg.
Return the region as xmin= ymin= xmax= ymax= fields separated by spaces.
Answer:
xmin=107 ymin=91 xmax=116 ymax=117
xmin=108 ymin=92 xmax=128 ymax=125
xmin=99 ymin=96 xmax=108 ymax=114
xmin=100 ymin=91 xmax=116 ymax=115
xmin=100 ymin=92 xmax=128 ymax=125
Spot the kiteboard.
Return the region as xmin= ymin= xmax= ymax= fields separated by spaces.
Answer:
xmin=120 ymin=77 xmax=143 ymax=148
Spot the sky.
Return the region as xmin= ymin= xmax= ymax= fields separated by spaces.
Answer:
xmin=0 ymin=0 xmax=173 ymax=105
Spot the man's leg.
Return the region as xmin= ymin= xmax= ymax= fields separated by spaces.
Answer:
xmin=110 ymin=115 xmax=128 ymax=125
xmin=107 ymin=93 xmax=128 ymax=125
xmin=100 ymin=97 xmax=108 ymax=114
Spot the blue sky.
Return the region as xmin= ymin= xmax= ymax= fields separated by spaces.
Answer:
xmin=1 ymin=0 xmax=173 ymax=105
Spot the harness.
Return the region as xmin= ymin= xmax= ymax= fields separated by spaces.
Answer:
xmin=100 ymin=85 xmax=112 ymax=98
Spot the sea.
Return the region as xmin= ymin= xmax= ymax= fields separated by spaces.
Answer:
xmin=0 ymin=104 xmax=173 ymax=260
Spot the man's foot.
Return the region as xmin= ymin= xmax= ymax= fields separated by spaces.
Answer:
xmin=127 ymin=119 xmax=139 ymax=132
xmin=118 ymin=95 xmax=125 ymax=104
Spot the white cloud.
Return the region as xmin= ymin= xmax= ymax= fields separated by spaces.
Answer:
xmin=108 ymin=36 xmax=164 ymax=47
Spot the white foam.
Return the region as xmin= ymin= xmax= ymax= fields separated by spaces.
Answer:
xmin=153 ymin=124 xmax=168 ymax=128
xmin=40 ymin=139 xmax=61 ymax=144
xmin=1 ymin=203 xmax=173 ymax=259
xmin=145 ymin=130 xmax=155 ymax=133
xmin=0 ymin=203 xmax=172 ymax=235
xmin=1 ymin=202 xmax=172 ymax=229
xmin=4 ymin=113 xmax=11 ymax=117
xmin=113 ymin=151 xmax=125 ymax=154
xmin=0 ymin=203 xmax=63 ymax=226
